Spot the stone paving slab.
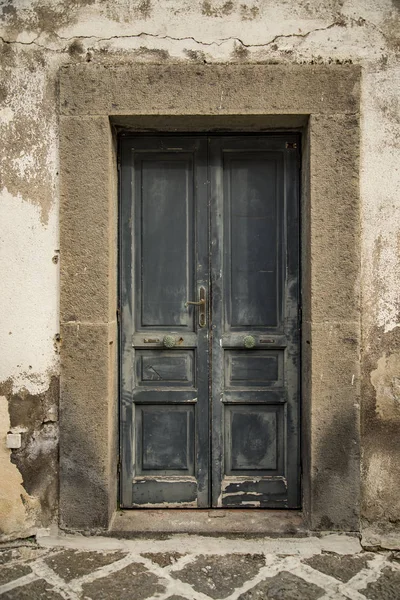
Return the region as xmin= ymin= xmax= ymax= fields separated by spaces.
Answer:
xmin=0 ymin=535 xmax=399 ymax=599
xmin=0 ymin=564 xmax=32 ymax=586
xmin=143 ymin=552 xmax=185 ymax=568
xmin=302 ymin=553 xmax=375 ymax=582
xmin=360 ymin=566 xmax=400 ymax=600
xmin=237 ymin=571 xmax=325 ymax=600
xmin=44 ymin=549 xmax=127 ymax=582
xmin=81 ymin=561 xmax=167 ymax=600
xmin=1 ymin=578 xmax=65 ymax=600
xmin=171 ymin=553 xmax=265 ymax=598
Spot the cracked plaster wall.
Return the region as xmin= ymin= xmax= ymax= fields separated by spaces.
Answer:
xmin=0 ymin=0 xmax=399 ymax=544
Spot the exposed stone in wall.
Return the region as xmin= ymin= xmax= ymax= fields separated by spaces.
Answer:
xmin=0 ymin=395 xmax=36 ymax=540
xmin=0 ymin=377 xmax=59 ymax=540
xmin=0 ymin=0 xmax=400 ymax=542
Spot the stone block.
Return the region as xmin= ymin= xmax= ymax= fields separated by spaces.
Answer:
xmin=60 ymin=116 xmax=117 ymax=324
xmin=60 ymin=322 xmax=117 ymax=530
xmin=309 ymin=114 xmax=361 ymax=323
xmin=60 ymin=64 xmax=361 ymax=117
xmin=308 ymin=320 xmax=361 ymax=530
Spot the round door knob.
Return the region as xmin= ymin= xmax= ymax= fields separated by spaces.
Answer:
xmin=243 ymin=335 xmax=256 ymax=349
xmin=163 ymin=335 xmax=176 ymax=348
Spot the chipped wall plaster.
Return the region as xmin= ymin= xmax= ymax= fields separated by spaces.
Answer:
xmin=371 ymin=353 xmax=400 ymax=422
xmin=0 ymin=0 xmax=400 ymax=543
xmin=0 ymin=189 xmax=58 ymax=395
xmin=361 ymin=65 xmax=400 ymax=336
xmin=0 ymin=396 xmax=37 ymax=541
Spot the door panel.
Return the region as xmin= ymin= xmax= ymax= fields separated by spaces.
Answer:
xmin=210 ymin=137 xmax=300 ymax=508
xmin=225 ymin=351 xmax=284 ymax=388
xmin=136 ymin=405 xmax=195 ymax=474
xmin=137 ymin=154 xmax=194 ymax=330
xmin=120 ymin=137 xmax=209 ymax=508
xmin=225 ymin=153 xmax=282 ymax=329
xmin=136 ymin=351 xmax=195 ymax=386
xmin=120 ymin=134 xmax=300 ymax=509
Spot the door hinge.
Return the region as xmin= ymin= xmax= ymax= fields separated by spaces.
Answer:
xmin=116 ymin=307 xmax=120 ymax=322
xmin=286 ymin=142 xmax=297 ymax=149
xmin=298 ymin=305 xmax=302 ymax=325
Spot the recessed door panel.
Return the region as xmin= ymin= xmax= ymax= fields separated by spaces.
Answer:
xmin=225 ymin=155 xmax=282 ymax=329
xmin=137 ymin=155 xmax=194 ymax=330
xmin=225 ymin=351 xmax=284 ymax=388
xmin=136 ymin=351 xmax=195 ymax=387
xmin=137 ymin=405 xmax=195 ymax=474
xmin=120 ymin=135 xmax=300 ymax=509
xmin=225 ymin=405 xmax=284 ymax=475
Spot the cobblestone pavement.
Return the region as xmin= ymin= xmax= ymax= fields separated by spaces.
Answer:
xmin=0 ymin=534 xmax=399 ymax=599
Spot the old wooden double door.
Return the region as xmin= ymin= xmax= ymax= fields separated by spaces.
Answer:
xmin=120 ymin=135 xmax=300 ymax=509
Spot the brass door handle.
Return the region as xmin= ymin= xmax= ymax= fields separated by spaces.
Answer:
xmin=185 ymin=286 xmax=206 ymax=327
xmin=185 ymin=299 xmax=205 ymax=306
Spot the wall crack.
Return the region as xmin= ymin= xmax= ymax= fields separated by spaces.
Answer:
xmin=0 ymin=20 xmax=371 ymax=53
xmin=54 ymin=25 xmax=341 ymax=49
xmin=0 ymin=13 xmax=395 ymax=55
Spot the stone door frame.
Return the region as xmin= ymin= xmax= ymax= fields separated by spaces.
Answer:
xmin=59 ymin=63 xmax=361 ymax=532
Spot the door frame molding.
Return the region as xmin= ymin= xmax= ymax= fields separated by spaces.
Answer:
xmin=59 ymin=63 xmax=361 ymax=532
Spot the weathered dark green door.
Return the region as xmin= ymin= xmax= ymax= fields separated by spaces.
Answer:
xmin=120 ymin=135 xmax=300 ymax=508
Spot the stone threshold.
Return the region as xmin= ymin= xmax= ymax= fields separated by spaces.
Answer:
xmin=108 ymin=509 xmax=306 ymax=538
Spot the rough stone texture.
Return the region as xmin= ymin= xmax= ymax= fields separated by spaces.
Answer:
xmin=0 ymin=552 xmax=14 ymax=566
xmin=1 ymin=579 xmax=64 ymax=600
xmin=0 ymin=537 xmax=396 ymax=600
xmin=81 ymin=562 xmax=166 ymax=600
xmin=44 ymin=549 xmax=127 ymax=581
xmin=60 ymin=63 xmax=360 ymax=116
xmin=237 ymin=571 xmax=325 ymax=600
xmin=390 ymin=552 xmax=400 ymax=563
xmin=0 ymin=564 xmax=32 ymax=586
xmin=60 ymin=322 xmax=117 ymax=530
xmin=111 ymin=509 xmax=304 ymax=536
xmin=59 ymin=115 xmax=117 ymax=324
xmin=360 ymin=566 xmax=400 ymax=600
xmin=0 ymin=396 xmax=35 ymax=540
xmin=172 ymin=554 xmax=265 ymax=598
xmin=0 ymin=376 xmax=59 ymax=539
xmin=303 ymin=552 xmax=373 ymax=582
xmin=5 ymin=378 xmax=59 ymax=531
xmin=308 ymin=321 xmax=361 ymax=531
xmin=142 ymin=552 xmax=185 ymax=567
xmin=59 ymin=103 xmax=118 ymax=532
xmin=0 ymin=547 xmax=46 ymax=565
xmin=308 ymin=113 xmax=360 ymax=323
xmin=307 ymin=111 xmax=361 ymax=531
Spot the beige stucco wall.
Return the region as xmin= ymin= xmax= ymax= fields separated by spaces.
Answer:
xmin=0 ymin=0 xmax=399 ymax=546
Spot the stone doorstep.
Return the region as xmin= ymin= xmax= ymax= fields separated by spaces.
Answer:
xmin=36 ymin=532 xmax=363 ymax=557
xmin=108 ymin=509 xmax=306 ymax=537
